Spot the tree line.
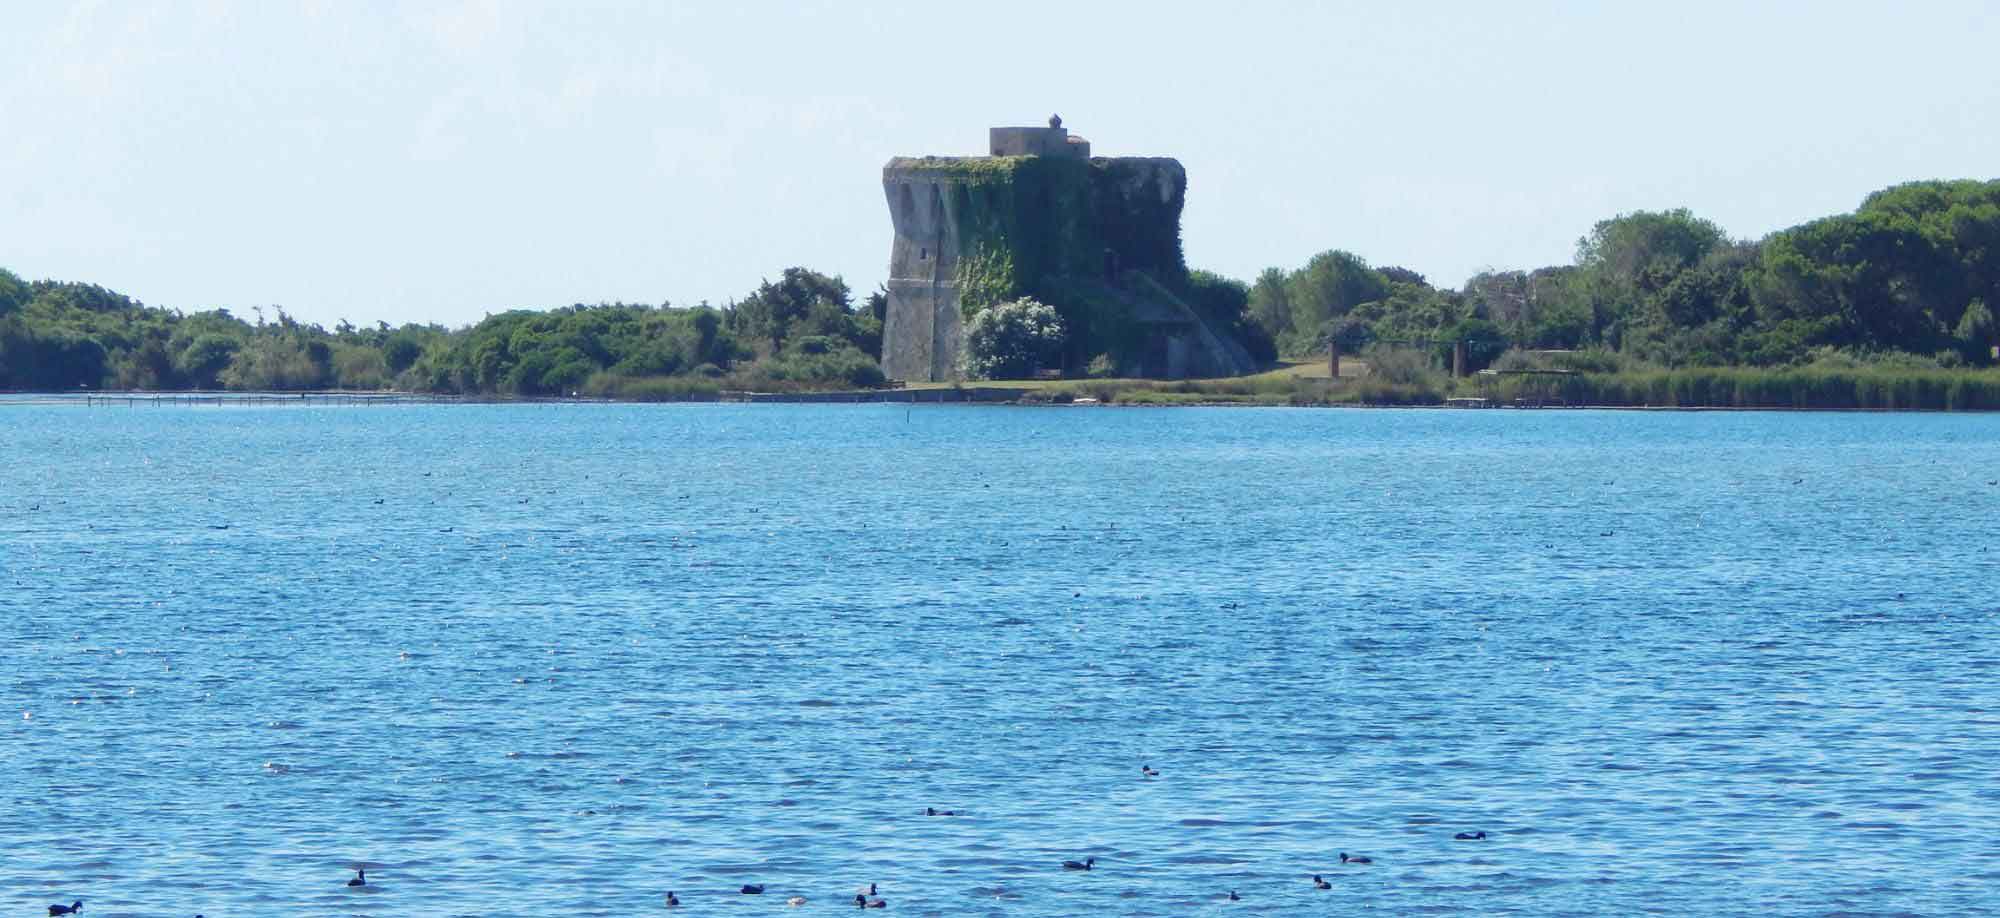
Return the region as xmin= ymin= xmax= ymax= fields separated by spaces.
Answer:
xmin=1245 ymin=178 xmax=2000 ymax=372
xmin=5 ymin=177 xmax=1998 ymax=393
xmin=0 ymin=266 xmax=887 ymax=395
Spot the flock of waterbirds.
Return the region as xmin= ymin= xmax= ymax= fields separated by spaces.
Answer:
xmin=41 ymin=765 xmax=1495 ymax=913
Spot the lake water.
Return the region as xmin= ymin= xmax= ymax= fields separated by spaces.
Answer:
xmin=2 ymin=403 xmax=1997 ymax=916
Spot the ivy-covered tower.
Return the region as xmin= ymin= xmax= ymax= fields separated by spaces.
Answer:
xmin=881 ymin=121 xmax=1253 ymax=382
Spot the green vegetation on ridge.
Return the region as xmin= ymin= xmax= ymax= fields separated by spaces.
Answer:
xmin=6 ymin=178 xmax=2000 ymax=407
xmin=0 ymin=266 xmax=882 ymax=397
xmin=1251 ymin=180 xmax=2000 ymax=374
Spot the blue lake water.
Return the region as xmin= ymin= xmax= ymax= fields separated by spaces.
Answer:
xmin=2 ymin=403 xmax=1997 ymax=916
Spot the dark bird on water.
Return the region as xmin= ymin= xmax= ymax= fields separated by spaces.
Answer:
xmin=1312 ymin=875 xmax=1330 ymax=890
xmin=1062 ymin=857 xmax=1095 ymax=871
xmin=665 ymin=891 xmax=680 ymax=907
xmin=348 ymin=869 xmax=367 ymax=886
xmin=1455 ymin=831 xmax=1487 ymax=840
xmin=1340 ymin=852 xmax=1372 ymax=865
xmin=741 ymin=884 xmax=766 ymax=895
xmin=1141 ymin=764 xmax=1160 ymax=777
xmin=48 ymin=902 xmax=83 ymax=917
xmin=1229 ymin=890 xmax=1241 ymax=901
xmin=926 ymin=807 xmax=956 ymax=816
xmin=854 ymin=893 xmax=887 ymax=908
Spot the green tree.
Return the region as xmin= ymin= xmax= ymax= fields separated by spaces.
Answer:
xmin=0 ymin=268 xmax=27 ymax=316
xmin=1750 ymin=210 xmax=1950 ymax=353
xmin=1247 ymin=267 xmax=1294 ymax=343
xmin=729 ymin=268 xmax=852 ymax=353
xmin=1283 ymin=251 xmax=1390 ymax=353
xmin=1186 ymin=269 xmax=1274 ymax=363
xmin=1576 ymin=209 xmax=1729 ymax=290
xmin=1575 ymin=209 xmax=1730 ymax=347
xmin=176 ymin=334 xmax=241 ymax=388
xmin=382 ymin=332 xmax=425 ymax=373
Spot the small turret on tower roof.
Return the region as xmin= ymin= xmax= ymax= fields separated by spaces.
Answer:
xmin=990 ymin=119 xmax=1088 ymax=159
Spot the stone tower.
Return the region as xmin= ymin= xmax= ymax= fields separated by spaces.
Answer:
xmin=879 ymin=122 xmax=1253 ymax=382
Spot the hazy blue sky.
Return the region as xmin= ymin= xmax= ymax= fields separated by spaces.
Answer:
xmin=6 ymin=1 xmax=1999 ymax=328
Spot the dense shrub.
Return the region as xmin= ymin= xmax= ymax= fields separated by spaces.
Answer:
xmin=961 ymin=298 xmax=1066 ymax=380
xmin=725 ymin=340 xmax=885 ymax=391
xmin=582 ymin=372 xmax=721 ymax=401
xmin=1362 ymin=345 xmax=1443 ymax=387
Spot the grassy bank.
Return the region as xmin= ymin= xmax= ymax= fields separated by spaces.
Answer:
xmin=1000 ymin=373 xmax=1438 ymax=407
xmin=941 ymin=358 xmax=2000 ymax=411
xmin=1477 ymin=366 xmax=2000 ymax=411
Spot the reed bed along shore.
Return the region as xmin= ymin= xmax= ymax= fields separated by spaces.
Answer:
xmin=32 ymin=366 xmax=2000 ymax=411
xmin=1478 ymin=366 xmax=2000 ymax=412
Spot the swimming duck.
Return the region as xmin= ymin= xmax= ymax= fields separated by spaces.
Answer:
xmin=1062 ymin=857 xmax=1095 ymax=870
xmin=1229 ymin=890 xmax=1241 ymax=901
xmin=1454 ymin=831 xmax=1487 ymax=840
xmin=787 ymin=895 xmax=807 ymax=906
xmin=925 ymin=807 xmax=956 ymax=816
xmin=1340 ymin=852 xmax=1372 ymax=865
xmin=1312 ymin=875 xmax=1330 ymax=890
xmin=348 ymin=869 xmax=367 ymax=887
xmin=48 ymin=903 xmax=82 ymax=917
xmin=741 ymin=884 xmax=765 ymax=894
xmin=1141 ymin=764 xmax=1160 ymax=777
xmin=665 ymin=891 xmax=680 ymax=907
xmin=856 ymin=883 xmax=877 ymax=896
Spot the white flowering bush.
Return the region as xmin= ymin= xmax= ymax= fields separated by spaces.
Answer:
xmin=961 ymin=297 xmax=1066 ymax=380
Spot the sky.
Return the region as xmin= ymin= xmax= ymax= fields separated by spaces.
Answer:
xmin=5 ymin=1 xmax=1999 ymax=329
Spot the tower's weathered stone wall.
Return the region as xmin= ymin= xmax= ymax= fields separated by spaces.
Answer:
xmin=880 ymin=170 xmax=967 ymax=382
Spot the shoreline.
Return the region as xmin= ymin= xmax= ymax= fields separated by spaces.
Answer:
xmin=6 ymin=387 xmax=2000 ymax=413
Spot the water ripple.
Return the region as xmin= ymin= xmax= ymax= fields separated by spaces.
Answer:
xmin=2 ymin=405 xmax=1997 ymax=914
